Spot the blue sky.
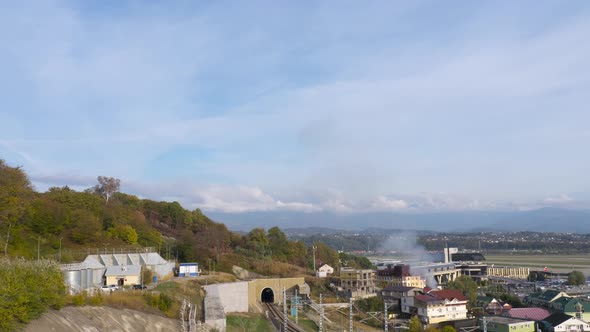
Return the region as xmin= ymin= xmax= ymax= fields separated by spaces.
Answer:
xmin=1 ymin=0 xmax=590 ymax=214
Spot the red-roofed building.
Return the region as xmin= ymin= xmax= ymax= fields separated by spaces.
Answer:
xmin=402 ymin=289 xmax=469 ymax=325
xmin=504 ymin=307 xmax=551 ymax=321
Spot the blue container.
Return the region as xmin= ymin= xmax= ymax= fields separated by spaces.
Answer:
xmin=153 ymin=276 xmax=158 ymax=283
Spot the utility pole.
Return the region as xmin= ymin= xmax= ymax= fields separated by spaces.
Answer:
xmin=350 ymin=297 xmax=354 ymax=332
xmin=312 ymin=245 xmax=317 ymax=274
xmin=319 ymin=293 xmax=324 ymax=332
xmin=283 ymin=287 xmax=288 ymax=332
xmin=294 ymin=289 xmax=299 ymax=325
xmin=384 ymin=302 xmax=388 ymax=332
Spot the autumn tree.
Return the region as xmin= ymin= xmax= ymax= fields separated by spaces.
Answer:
xmin=93 ymin=176 xmax=120 ymax=204
xmin=0 ymin=160 xmax=34 ymax=255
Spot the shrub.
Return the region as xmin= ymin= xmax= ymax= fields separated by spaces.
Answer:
xmin=158 ymin=293 xmax=172 ymax=312
xmin=71 ymin=293 xmax=86 ymax=306
xmin=0 ymin=258 xmax=66 ymax=331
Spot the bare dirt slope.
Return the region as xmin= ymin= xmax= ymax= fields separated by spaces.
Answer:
xmin=24 ymin=306 xmax=180 ymax=332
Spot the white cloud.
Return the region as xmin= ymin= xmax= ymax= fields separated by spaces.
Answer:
xmin=543 ymin=194 xmax=574 ymax=204
xmin=371 ymin=196 xmax=409 ymax=211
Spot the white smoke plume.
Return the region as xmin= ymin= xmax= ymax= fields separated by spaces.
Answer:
xmin=378 ymin=231 xmax=437 ymax=262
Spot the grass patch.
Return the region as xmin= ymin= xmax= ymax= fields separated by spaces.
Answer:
xmin=226 ymin=313 xmax=275 ymax=332
xmin=296 ymin=318 xmax=318 ymax=332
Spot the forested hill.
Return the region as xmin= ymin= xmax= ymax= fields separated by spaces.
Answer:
xmin=0 ymin=159 xmax=371 ymax=274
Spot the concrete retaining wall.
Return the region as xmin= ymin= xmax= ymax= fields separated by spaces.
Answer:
xmin=204 ymin=281 xmax=249 ymax=313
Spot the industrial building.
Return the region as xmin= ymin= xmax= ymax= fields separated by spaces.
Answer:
xmin=61 ymin=251 xmax=175 ymax=293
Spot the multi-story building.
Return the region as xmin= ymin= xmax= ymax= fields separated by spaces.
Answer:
xmin=377 ymin=265 xmax=426 ymax=288
xmin=381 ymin=285 xmax=421 ymax=313
xmin=340 ymin=268 xmax=376 ymax=298
xmin=488 ymin=266 xmax=530 ymax=280
xmin=402 ymin=289 xmax=468 ymax=325
xmin=408 ymin=262 xmax=460 ymax=286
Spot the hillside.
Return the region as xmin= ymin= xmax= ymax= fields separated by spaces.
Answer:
xmin=0 ymin=159 xmax=364 ymax=274
xmin=1 ymin=159 xmax=377 ymax=330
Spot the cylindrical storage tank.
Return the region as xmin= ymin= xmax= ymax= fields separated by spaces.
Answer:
xmin=82 ymin=269 xmax=93 ymax=289
xmin=93 ymin=268 xmax=105 ymax=287
xmin=80 ymin=269 xmax=86 ymax=290
xmin=64 ymin=270 xmax=81 ymax=292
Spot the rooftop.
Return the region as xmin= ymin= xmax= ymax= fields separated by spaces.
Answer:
xmin=383 ymin=285 xmax=419 ymax=292
xmin=105 ymin=265 xmax=141 ymax=276
xmin=542 ymin=312 xmax=575 ymax=327
xmin=430 ymin=289 xmax=467 ymax=301
xmin=505 ymin=308 xmax=551 ymax=321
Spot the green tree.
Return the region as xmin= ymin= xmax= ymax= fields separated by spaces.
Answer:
xmin=408 ymin=316 xmax=422 ymax=332
xmin=268 ymin=226 xmax=289 ymax=260
xmin=448 ymin=275 xmax=478 ymax=304
xmin=246 ymin=228 xmax=269 ymax=254
xmin=119 ymin=225 xmax=138 ymax=244
xmin=71 ymin=210 xmax=102 ymax=244
xmin=442 ymin=326 xmax=457 ymax=332
xmin=568 ymin=270 xmax=585 ymax=285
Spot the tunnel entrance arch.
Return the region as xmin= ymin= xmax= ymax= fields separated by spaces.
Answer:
xmin=261 ymin=287 xmax=274 ymax=303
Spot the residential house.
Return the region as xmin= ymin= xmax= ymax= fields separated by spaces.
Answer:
xmin=402 ymin=289 xmax=468 ymax=325
xmin=475 ymin=296 xmax=512 ymax=315
xmin=550 ymin=298 xmax=590 ymax=322
xmin=482 ymin=316 xmax=536 ymax=332
xmin=317 ymin=264 xmax=334 ymax=278
xmin=540 ymin=313 xmax=590 ymax=332
xmin=525 ymin=290 xmax=570 ymax=308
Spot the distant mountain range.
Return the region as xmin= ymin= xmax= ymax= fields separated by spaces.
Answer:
xmin=208 ymin=207 xmax=590 ymax=233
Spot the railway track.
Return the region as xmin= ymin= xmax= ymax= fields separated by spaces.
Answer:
xmin=264 ymin=302 xmax=305 ymax=332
